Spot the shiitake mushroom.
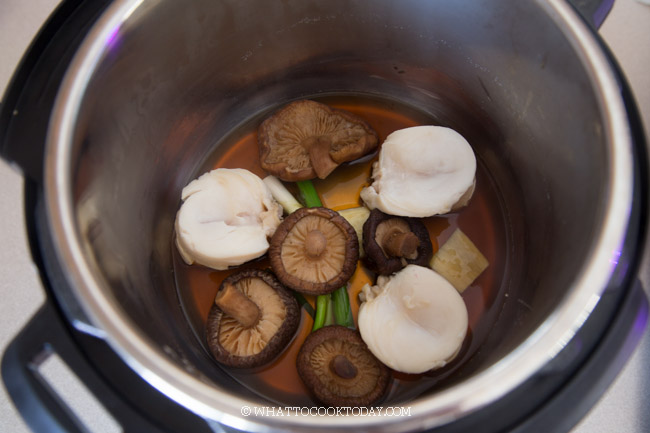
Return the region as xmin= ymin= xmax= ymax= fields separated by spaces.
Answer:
xmin=297 ymin=325 xmax=390 ymax=407
xmin=258 ymin=100 xmax=379 ymax=181
xmin=362 ymin=209 xmax=433 ymax=275
xmin=206 ymin=269 xmax=299 ymax=368
xmin=269 ymin=207 xmax=359 ymax=295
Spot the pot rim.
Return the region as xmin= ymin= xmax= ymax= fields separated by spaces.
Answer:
xmin=44 ymin=0 xmax=636 ymax=431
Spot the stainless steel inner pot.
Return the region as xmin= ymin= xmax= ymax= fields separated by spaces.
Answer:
xmin=43 ymin=0 xmax=641 ymax=431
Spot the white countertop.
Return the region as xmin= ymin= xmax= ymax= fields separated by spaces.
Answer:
xmin=1 ymin=1 xmax=649 ymax=432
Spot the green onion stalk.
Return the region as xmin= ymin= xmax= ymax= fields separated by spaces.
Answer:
xmin=296 ymin=180 xmax=355 ymax=331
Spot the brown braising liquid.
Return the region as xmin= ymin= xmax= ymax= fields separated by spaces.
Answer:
xmin=173 ymin=95 xmax=508 ymax=406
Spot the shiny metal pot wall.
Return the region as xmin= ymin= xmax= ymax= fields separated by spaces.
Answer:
xmin=44 ymin=0 xmax=642 ymax=431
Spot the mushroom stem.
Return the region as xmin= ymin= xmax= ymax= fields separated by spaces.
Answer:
xmin=383 ymin=228 xmax=420 ymax=258
xmin=330 ymin=354 xmax=358 ymax=379
xmin=214 ymin=283 xmax=261 ymax=328
xmin=305 ymin=229 xmax=327 ymax=258
xmin=308 ymin=136 xmax=338 ymax=179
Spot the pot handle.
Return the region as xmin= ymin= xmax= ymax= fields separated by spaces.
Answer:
xmin=1 ymin=301 xmax=177 ymax=433
xmin=566 ymin=0 xmax=615 ymax=29
xmin=0 ymin=0 xmax=111 ymax=183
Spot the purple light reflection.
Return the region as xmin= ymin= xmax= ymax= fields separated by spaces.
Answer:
xmin=105 ymin=25 xmax=121 ymax=50
xmin=609 ymin=249 xmax=622 ymax=266
xmin=593 ymin=0 xmax=615 ymax=29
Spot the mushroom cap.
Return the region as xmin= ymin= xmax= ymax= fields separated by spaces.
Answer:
xmin=258 ymin=100 xmax=379 ymax=181
xmin=360 ymin=125 xmax=476 ymax=217
xmin=269 ymin=207 xmax=360 ymax=295
xmin=358 ymin=265 xmax=469 ymax=374
xmin=175 ymin=168 xmax=283 ymax=270
xmin=206 ymin=269 xmax=300 ymax=368
xmin=297 ymin=325 xmax=390 ymax=407
xmin=362 ymin=209 xmax=433 ymax=275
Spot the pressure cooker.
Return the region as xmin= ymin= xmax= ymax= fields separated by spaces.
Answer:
xmin=1 ymin=0 xmax=648 ymax=432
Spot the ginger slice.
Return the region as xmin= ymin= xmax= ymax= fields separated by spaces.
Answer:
xmin=430 ymin=229 xmax=488 ymax=293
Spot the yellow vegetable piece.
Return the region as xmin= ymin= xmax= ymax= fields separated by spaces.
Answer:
xmin=338 ymin=206 xmax=370 ymax=258
xmin=430 ymin=229 xmax=488 ymax=293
